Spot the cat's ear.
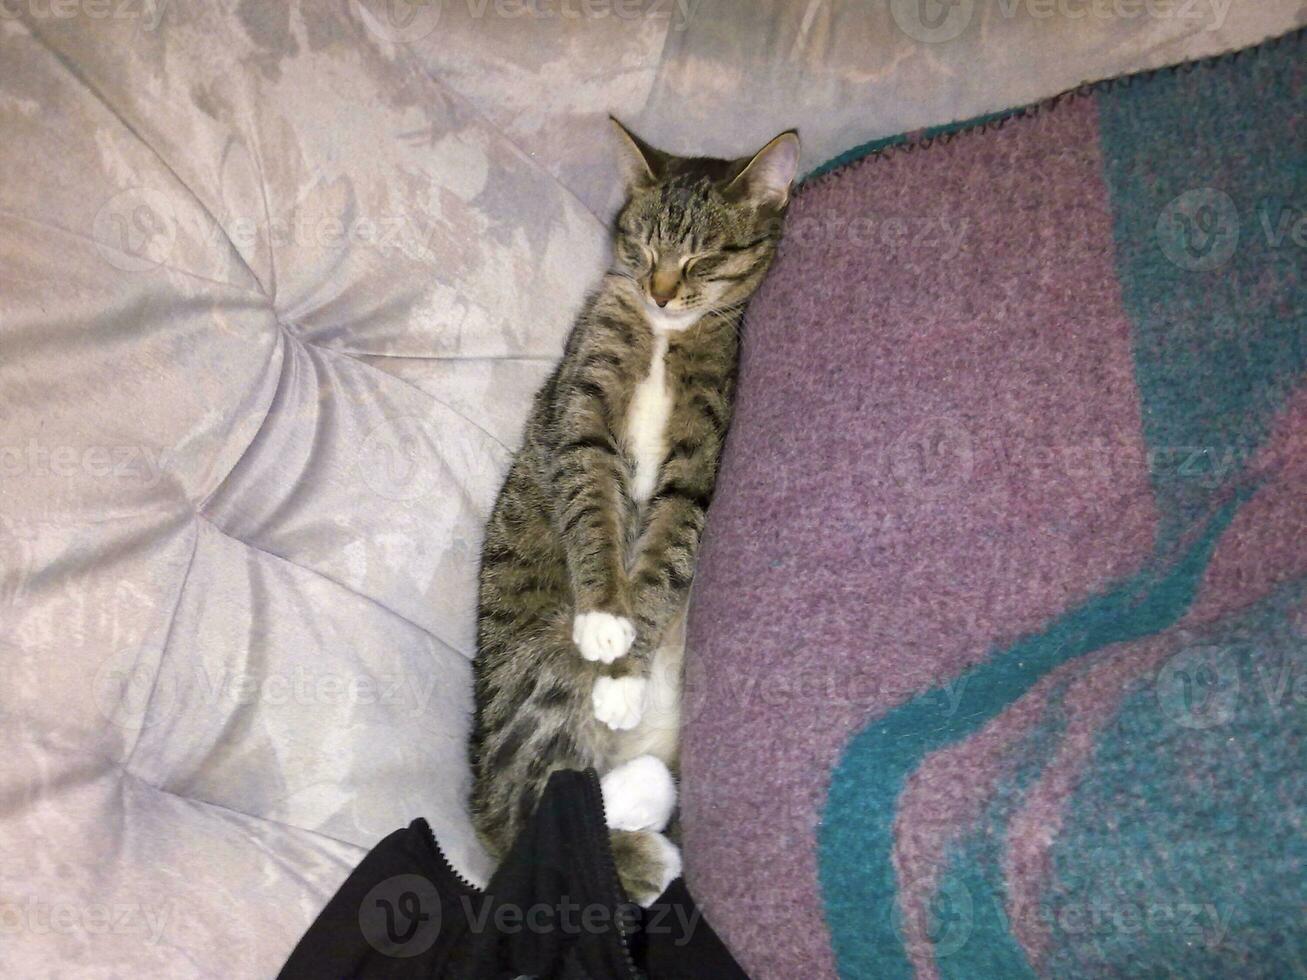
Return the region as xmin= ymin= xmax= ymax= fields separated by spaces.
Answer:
xmin=727 ymin=130 xmax=801 ymax=208
xmin=609 ymin=116 xmax=666 ymax=192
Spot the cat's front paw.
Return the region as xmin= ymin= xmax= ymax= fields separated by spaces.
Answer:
xmin=592 ymin=676 xmax=647 ymax=731
xmin=573 ymin=611 xmax=636 ymax=664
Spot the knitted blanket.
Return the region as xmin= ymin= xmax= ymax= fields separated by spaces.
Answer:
xmin=679 ymin=29 xmax=1306 ymax=980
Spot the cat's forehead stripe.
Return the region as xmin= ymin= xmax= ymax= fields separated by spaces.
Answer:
xmin=651 ymin=178 xmax=715 ymax=245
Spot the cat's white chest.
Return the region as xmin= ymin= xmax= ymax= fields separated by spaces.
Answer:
xmin=624 ymin=333 xmax=672 ymax=504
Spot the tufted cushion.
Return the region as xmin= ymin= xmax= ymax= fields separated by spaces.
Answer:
xmin=0 ymin=6 xmax=607 ymax=973
xmin=2 ymin=2 xmax=1303 ymax=976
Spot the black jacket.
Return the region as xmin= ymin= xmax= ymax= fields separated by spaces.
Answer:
xmin=279 ymin=769 xmax=749 ymax=979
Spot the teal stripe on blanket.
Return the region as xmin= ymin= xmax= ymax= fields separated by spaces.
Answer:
xmin=820 ymin=497 xmax=1241 ymax=979
xmin=818 ymin=30 xmax=1304 ymax=979
xmin=1097 ymin=34 xmax=1307 ymax=545
xmin=1047 ymin=587 xmax=1307 ymax=977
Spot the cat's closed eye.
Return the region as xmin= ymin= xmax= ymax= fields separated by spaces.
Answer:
xmin=618 ymin=238 xmax=653 ymax=272
xmin=682 ymin=254 xmax=722 ymax=277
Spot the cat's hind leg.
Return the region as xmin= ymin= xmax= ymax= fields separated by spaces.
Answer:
xmin=600 ymin=754 xmax=681 ymax=907
xmin=470 ymin=616 xmax=612 ymax=860
xmin=609 ymin=830 xmax=682 ymax=908
xmin=600 ymin=753 xmax=676 ymax=832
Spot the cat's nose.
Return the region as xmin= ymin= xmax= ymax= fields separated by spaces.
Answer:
xmin=650 ymin=268 xmax=678 ymax=307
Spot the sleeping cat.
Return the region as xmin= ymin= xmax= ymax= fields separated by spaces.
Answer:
xmin=469 ymin=118 xmax=799 ymax=906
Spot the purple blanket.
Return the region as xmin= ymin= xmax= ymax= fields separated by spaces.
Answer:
xmin=680 ymin=29 xmax=1306 ymax=979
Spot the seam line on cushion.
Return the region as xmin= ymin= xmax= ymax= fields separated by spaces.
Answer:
xmin=638 ymin=7 xmax=680 ymax=122
xmin=285 ymin=326 xmax=513 ymax=454
xmin=120 ymin=767 xmax=368 ymax=852
xmin=376 ymin=26 xmax=611 ymax=228
xmin=17 ymin=17 xmax=269 ymax=299
xmin=801 ymin=24 xmax=1307 ymax=187
xmin=187 ymin=331 xmax=483 ymax=658
xmin=122 ymin=515 xmax=201 ymax=768
xmin=0 ymin=208 xmax=266 ymax=301
xmin=197 ymin=328 xmax=287 ymax=514
xmin=196 ymin=512 xmax=474 ymax=661
xmin=192 ymin=327 xmax=481 ymax=660
xmin=337 ymin=351 xmax=556 ymax=363
xmin=243 ymin=102 xmax=282 ymax=305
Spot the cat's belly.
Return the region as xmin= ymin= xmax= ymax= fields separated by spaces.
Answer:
xmin=608 ymin=607 xmax=685 ymax=770
xmin=624 ymin=332 xmax=672 ymax=503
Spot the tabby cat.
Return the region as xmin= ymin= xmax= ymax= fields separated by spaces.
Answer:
xmin=469 ymin=119 xmax=799 ymax=906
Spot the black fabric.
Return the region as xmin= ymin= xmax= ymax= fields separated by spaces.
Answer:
xmin=278 ymin=769 xmax=750 ymax=979
xmin=635 ymin=880 xmax=753 ymax=980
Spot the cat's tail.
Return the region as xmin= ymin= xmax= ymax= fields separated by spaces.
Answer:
xmin=600 ymin=755 xmax=681 ymax=907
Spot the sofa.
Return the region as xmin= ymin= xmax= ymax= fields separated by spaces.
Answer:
xmin=2 ymin=2 xmax=1303 ymax=976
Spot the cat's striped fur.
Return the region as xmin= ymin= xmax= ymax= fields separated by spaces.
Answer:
xmin=469 ymin=120 xmax=799 ymax=905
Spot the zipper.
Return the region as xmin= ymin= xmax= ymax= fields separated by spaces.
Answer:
xmin=417 ymin=817 xmax=482 ymax=895
xmin=582 ymin=769 xmax=643 ymax=980
xmin=418 ymin=784 xmax=640 ymax=979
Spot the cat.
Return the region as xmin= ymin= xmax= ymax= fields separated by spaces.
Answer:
xmin=469 ymin=118 xmax=799 ymax=906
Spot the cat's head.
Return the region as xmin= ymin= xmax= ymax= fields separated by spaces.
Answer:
xmin=608 ymin=118 xmax=800 ymax=329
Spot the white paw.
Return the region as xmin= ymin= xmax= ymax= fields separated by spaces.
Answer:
xmin=640 ymin=833 xmax=682 ymax=908
xmin=601 ymin=755 xmax=677 ymax=832
xmin=573 ymin=611 xmax=636 ymax=664
xmin=592 ymin=676 xmax=647 ymax=731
